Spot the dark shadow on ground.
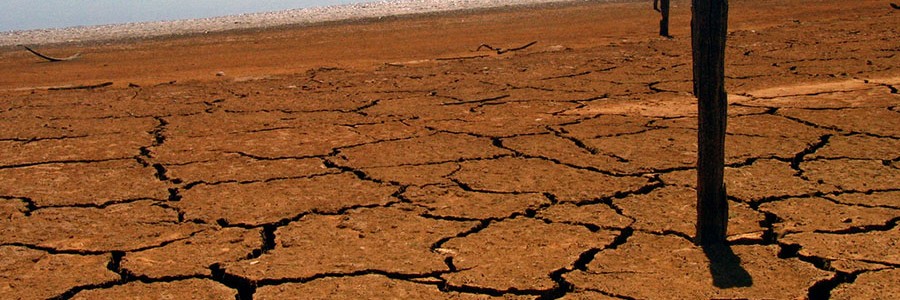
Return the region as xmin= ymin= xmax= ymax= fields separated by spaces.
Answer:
xmin=703 ymin=243 xmax=753 ymax=288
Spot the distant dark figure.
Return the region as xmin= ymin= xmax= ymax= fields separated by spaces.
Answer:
xmin=654 ymin=0 xmax=672 ymax=37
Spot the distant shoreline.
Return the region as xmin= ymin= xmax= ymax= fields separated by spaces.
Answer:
xmin=0 ymin=0 xmax=635 ymax=47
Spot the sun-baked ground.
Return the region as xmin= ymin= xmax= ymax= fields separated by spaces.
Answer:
xmin=1 ymin=0 xmax=898 ymax=299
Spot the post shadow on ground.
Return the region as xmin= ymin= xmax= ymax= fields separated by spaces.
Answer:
xmin=702 ymin=243 xmax=753 ymax=288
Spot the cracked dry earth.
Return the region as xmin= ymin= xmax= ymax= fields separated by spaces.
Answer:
xmin=1 ymin=0 xmax=899 ymax=299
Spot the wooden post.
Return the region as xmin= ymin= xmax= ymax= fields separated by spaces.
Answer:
xmin=655 ymin=0 xmax=672 ymax=37
xmin=692 ymin=0 xmax=729 ymax=245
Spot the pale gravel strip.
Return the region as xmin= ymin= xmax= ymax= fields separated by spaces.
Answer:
xmin=0 ymin=0 xmax=634 ymax=47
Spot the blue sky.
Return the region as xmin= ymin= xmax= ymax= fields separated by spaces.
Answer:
xmin=0 ymin=0 xmax=373 ymax=32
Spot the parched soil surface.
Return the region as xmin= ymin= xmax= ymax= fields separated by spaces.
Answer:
xmin=1 ymin=0 xmax=898 ymax=299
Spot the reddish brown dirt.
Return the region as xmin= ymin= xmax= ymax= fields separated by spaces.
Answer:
xmin=1 ymin=0 xmax=898 ymax=299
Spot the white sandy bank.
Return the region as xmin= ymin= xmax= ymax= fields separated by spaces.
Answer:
xmin=0 ymin=0 xmax=636 ymax=47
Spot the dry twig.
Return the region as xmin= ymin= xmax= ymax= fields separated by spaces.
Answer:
xmin=21 ymin=45 xmax=82 ymax=62
xmin=48 ymin=82 xmax=113 ymax=91
xmin=475 ymin=41 xmax=538 ymax=54
xmin=435 ymin=55 xmax=489 ymax=61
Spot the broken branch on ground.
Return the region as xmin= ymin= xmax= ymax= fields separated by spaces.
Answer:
xmin=47 ymin=82 xmax=113 ymax=91
xmin=475 ymin=41 xmax=538 ymax=54
xmin=21 ymin=45 xmax=82 ymax=62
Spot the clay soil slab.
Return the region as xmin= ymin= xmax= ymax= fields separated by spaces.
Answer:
xmin=0 ymin=134 xmax=149 ymax=167
xmin=727 ymin=114 xmax=827 ymax=139
xmin=812 ymin=135 xmax=900 ymax=160
xmin=759 ymin=197 xmax=899 ymax=234
xmin=163 ymin=110 xmax=371 ymax=138
xmin=0 ymin=90 xmax=122 ymax=119
xmin=0 ymin=116 xmax=157 ymax=140
xmin=166 ymin=155 xmax=333 ymax=185
xmin=661 ymin=159 xmax=838 ymax=201
xmin=558 ymin=291 xmax=620 ymax=300
xmin=154 ymin=124 xmax=369 ymax=164
xmin=614 ymin=186 xmax=764 ymax=240
xmin=223 ymin=207 xmax=477 ymax=282
xmin=581 ymin=128 xmax=696 ymax=171
xmin=725 ymin=159 xmax=836 ymax=203
xmin=360 ymin=162 xmax=460 ymax=186
xmin=131 ymin=81 xmax=229 ymax=102
xmin=451 ymin=157 xmax=650 ymax=202
xmin=781 ymin=229 xmax=900 ymax=266
xmin=71 ymin=279 xmax=236 ymax=299
xmin=745 ymin=80 xmax=871 ymax=99
xmin=588 ymin=98 xmax=770 ymax=121
xmin=441 ymin=217 xmax=620 ymax=292
xmin=177 ymin=173 xmax=398 ymax=226
xmin=0 ymin=198 xmax=28 ymax=218
xmin=566 ymin=233 xmax=831 ymax=299
xmin=3 ymin=89 xmax=208 ymax=119
xmin=0 ymin=160 xmax=169 ymax=206
xmin=561 ymin=95 xmax=698 ymax=118
xmin=656 ymin=116 xmax=828 ymax=163
xmin=0 ymin=246 xmax=118 ymax=299
xmin=504 ymin=85 xmax=600 ymax=103
xmin=424 ymin=101 xmax=581 ymax=137
xmin=334 ymin=133 xmax=510 ymax=168
xmin=361 ymin=96 xmax=478 ymax=120
xmin=828 ymin=260 xmax=891 ymax=274
xmin=831 ymin=269 xmax=900 ymax=300
xmin=163 ymin=111 xmax=309 ymax=138
xmin=553 ymin=115 xmax=654 ymax=139
xmin=347 ymin=120 xmax=432 ymax=141
xmin=403 ymin=185 xmax=549 ymax=220
xmin=0 ymin=201 xmax=208 ymax=252
xmin=725 ymin=134 xmax=819 ymax=163
xmin=536 ymin=202 xmax=632 ymax=229
xmin=502 ymin=134 xmax=632 ymax=174
xmin=256 ymin=274 xmax=527 ymax=299
xmin=218 ymin=86 xmax=381 ymax=113
xmin=121 ymin=228 xmax=262 ymax=278
xmin=220 ymin=125 xmax=372 ymax=158
xmin=779 ymin=108 xmax=900 ymax=137
xmin=431 ymin=83 xmax=510 ymax=105
xmin=539 ymin=77 xmax=647 ymax=99
xmin=653 ymin=115 xmax=825 ymax=159
xmin=108 ymin=98 xmax=210 ymax=118
xmin=738 ymin=84 xmax=898 ymax=108
xmin=802 ymin=159 xmax=900 ymax=192
xmin=827 ymin=191 xmax=900 ymax=208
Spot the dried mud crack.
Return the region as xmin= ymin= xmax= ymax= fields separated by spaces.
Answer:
xmin=1 ymin=0 xmax=899 ymax=299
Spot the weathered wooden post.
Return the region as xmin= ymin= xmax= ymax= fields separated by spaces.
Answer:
xmin=654 ymin=0 xmax=672 ymax=37
xmin=692 ymin=0 xmax=729 ymax=245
